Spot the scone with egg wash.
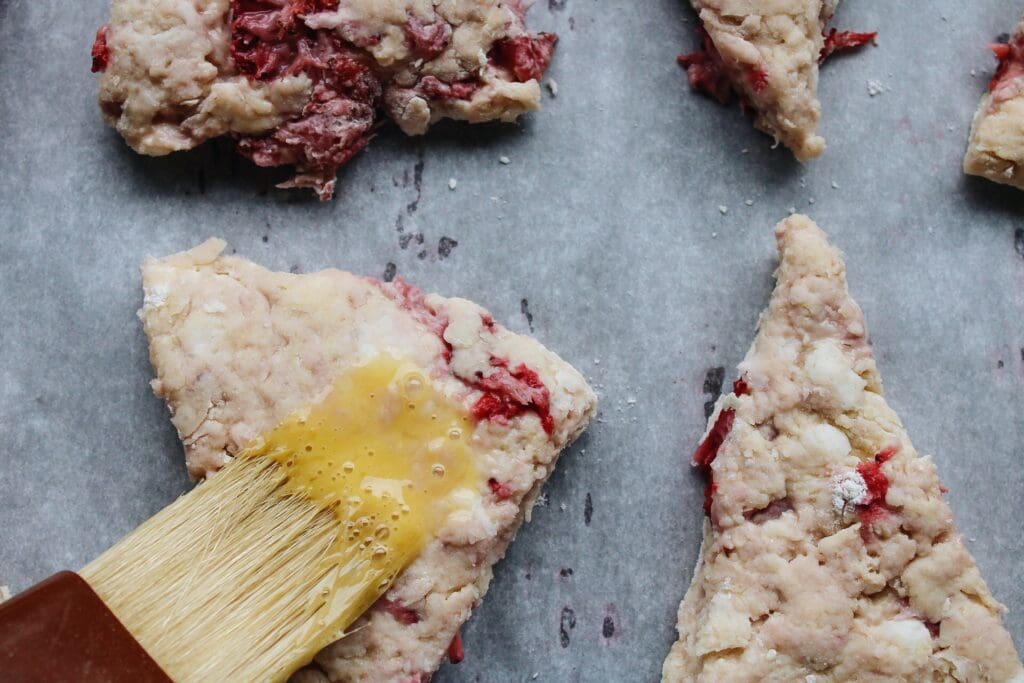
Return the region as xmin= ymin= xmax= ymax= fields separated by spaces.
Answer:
xmin=139 ymin=239 xmax=595 ymax=681
xmin=663 ymin=216 xmax=1022 ymax=682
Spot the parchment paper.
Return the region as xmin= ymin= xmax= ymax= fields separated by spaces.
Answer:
xmin=1 ymin=1 xmax=1021 ymax=680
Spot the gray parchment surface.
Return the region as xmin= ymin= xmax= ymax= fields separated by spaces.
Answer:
xmin=1 ymin=0 xmax=1022 ymax=680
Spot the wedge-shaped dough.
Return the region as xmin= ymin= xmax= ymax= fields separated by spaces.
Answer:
xmin=92 ymin=1 xmax=555 ymax=199
xmin=139 ymin=239 xmax=595 ymax=681
xmin=663 ymin=216 xmax=1023 ymax=682
xmin=965 ymin=16 xmax=1024 ymax=190
xmin=679 ymin=1 xmax=874 ymax=160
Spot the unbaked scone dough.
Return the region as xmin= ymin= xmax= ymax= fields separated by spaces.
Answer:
xmin=663 ymin=216 xmax=1023 ymax=682
xmin=92 ymin=1 xmax=556 ymax=199
xmin=965 ymin=16 xmax=1024 ymax=190
xmin=679 ymin=0 xmax=874 ymax=160
xmin=138 ymin=239 xmax=596 ymax=681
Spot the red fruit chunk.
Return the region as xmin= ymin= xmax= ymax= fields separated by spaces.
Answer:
xmin=875 ymin=443 xmax=899 ymax=464
xmin=447 ymin=631 xmax=465 ymax=664
xmin=378 ymin=597 xmax=420 ymax=625
xmin=856 ymin=444 xmax=899 ymax=503
xmin=988 ymin=38 xmax=1024 ymax=93
xmin=693 ymin=407 xmax=737 ymax=518
xmin=745 ymin=496 xmax=794 ymax=524
xmin=405 ymin=15 xmax=452 ymax=59
xmin=471 ymin=358 xmax=554 ymax=435
xmin=237 ymin=92 xmax=377 ymax=197
xmin=693 ymin=408 xmax=735 ymax=468
xmin=855 ymin=445 xmax=898 ymax=541
xmin=230 ymin=0 xmax=381 ymax=199
xmin=856 ymin=459 xmax=888 ymax=503
xmin=678 ymin=28 xmax=769 ymax=104
xmin=91 ymin=25 xmax=110 ymax=73
xmin=487 ymin=478 xmax=514 ymax=501
xmin=418 ymin=75 xmax=481 ymax=101
xmin=819 ymin=28 xmax=877 ymax=63
xmin=732 ymin=378 xmax=750 ymax=396
xmin=231 ymin=0 xmax=341 ymax=80
xmin=991 ymin=43 xmax=1012 ymax=61
xmin=677 ymin=28 xmax=733 ymax=105
xmin=746 ymin=68 xmax=769 ymax=94
xmin=490 ymin=33 xmax=558 ymax=82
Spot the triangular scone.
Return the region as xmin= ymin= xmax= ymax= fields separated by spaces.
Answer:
xmin=663 ymin=217 xmax=1023 ymax=682
xmin=680 ymin=1 xmax=874 ymax=160
xmin=965 ymin=17 xmax=1024 ymax=190
xmin=139 ymin=239 xmax=596 ymax=682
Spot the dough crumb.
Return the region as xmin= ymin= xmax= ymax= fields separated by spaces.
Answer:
xmin=448 ymin=178 xmax=458 ymax=191
xmin=867 ymin=79 xmax=887 ymax=96
xmin=499 ymin=156 xmax=511 ymax=165
xmin=718 ymin=205 xmax=729 ymax=215
xmin=546 ymin=79 xmax=558 ymax=96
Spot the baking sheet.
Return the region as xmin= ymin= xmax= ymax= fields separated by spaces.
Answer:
xmin=1 ymin=0 xmax=1022 ymax=679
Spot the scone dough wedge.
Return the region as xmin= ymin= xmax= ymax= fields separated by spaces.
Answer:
xmin=965 ymin=16 xmax=1024 ymax=189
xmin=139 ymin=239 xmax=596 ymax=681
xmin=679 ymin=1 xmax=874 ymax=160
xmin=663 ymin=216 xmax=1023 ymax=682
xmin=92 ymin=1 xmax=556 ymax=199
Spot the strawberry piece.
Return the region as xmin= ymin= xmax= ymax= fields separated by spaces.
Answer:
xmin=746 ymin=68 xmax=769 ymax=93
xmin=987 ymin=39 xmax=1024 ymax=92
xmin=471 ymin=358 xmax=554 ymax=435
xmin=487 ymin=478 xmax=514 ymax=501
xmin=378 ymin=597 xmax=420 ymax=625
xmin=91 ymin=25 xmax=110 ymax=73
xmin=820 ymin=28 xmax=877 ymax=63
xmin=447 ymin=631 xmax=465 ymax=664
xmin=692 ymin=407 xmax=737 ymax=517
xmin=855 ymin=445 xmax=899 ymax=541
xmin=693 ymin=408 xmax=735 ymax=468
xmin=490 ymin=33 xmax=558 ymax=82
xmin=677 ymin=27 xmax=733 ymax=105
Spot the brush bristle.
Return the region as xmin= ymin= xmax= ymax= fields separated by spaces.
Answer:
xmin=81 ymin=357 xmax=482 ymax=682
xmin=81 ymin=456 xmax=390 ymax=682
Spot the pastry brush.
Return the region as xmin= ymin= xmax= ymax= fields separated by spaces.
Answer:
xmin=0 ymin=357 xmax=478 ymax=682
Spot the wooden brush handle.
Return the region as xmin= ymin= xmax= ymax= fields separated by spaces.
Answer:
xmin=0 ymin=571 xmax=172 ymax=682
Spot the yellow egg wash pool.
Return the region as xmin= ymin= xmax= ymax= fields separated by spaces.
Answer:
xmin=236 ymin=356 xmax=481 ymax=676
xmin=79 ymin=356 xmax=481 ymax=682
